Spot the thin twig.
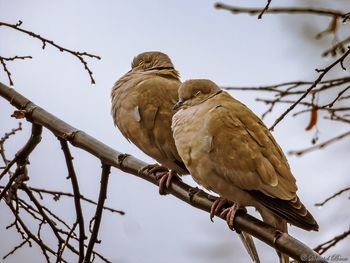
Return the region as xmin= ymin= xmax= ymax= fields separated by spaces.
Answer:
xmin=0 ymin=123 xmax=42 ymax=201
xmin=21 ymin=186 xmax=124 ymax=214
xmin=315 ymin=187 xmax=350 ymax=207
xmin=23 ymin=185 xmax=80 ymax=257
xmin=6 ymin=202 xmax=63 ymax=262
xmin=323 ymin=85 xmax=350 ymax=108
xmin=84 ymin=164 xmax=110 ymax=263
xmin=215 ymin=3 xmax=345 ymax=17
xmin=0 ymin=56 xmax=32 ymax=85
xmin=0 ymin=20 xmax=100 ymax=84
xmin=258 ymin=0 xmax=272 ymax=19
xmin=59 ymin=138 xmax=85 ymax=262
xmin=314 ymin=227 xmax=350 ymax=255
xmin=269 ymin=47 xmax=350 ymax=131
xmin=288 ymin=131 xmax=350 ymax=156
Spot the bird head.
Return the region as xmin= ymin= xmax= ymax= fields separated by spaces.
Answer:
xmin=131 ymin=51 xmax=175 ymax=71
xmin=174 ymin=79 xmax=222 ymax=110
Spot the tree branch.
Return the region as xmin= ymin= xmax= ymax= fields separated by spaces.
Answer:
xmin=214 ymin=3 xmax=345 ymax=17
xmin=315 ymin=187 xmax=350 ymax=207
xmin=314 ymin=227 xmax=350 ymax=255
xmin=0 ymin=82 xmax=327 ymax=263
xmin=269 ymin=47 xmax=350 ymax=131
xmin=0 ymin=123 xmax=42 ymax=201
xmin=59 ymin=138 xmax=85 ymax=262
xmin=288 ymin=131 xmax=350 ymax=156
xmin=84 ymin=164 xmax=110 ymax=263
xmin=0 ymin=20 xmax=100 ymax=84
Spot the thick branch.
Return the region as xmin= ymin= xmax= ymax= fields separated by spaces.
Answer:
xmin=0 ymin=82 xmax=326 ymax=263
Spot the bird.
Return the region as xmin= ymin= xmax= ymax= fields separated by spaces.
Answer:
xmin=172 ymin=79 xmax=319 ymax=263
xmin=112 ymin=53 xmax=260 ymax=263
xmin=111 ymin=51 xmax=188 ymax=193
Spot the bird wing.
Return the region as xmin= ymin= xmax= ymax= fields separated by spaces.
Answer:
xmin=204 ymin=92 xmax=318 ymax=230
xmin=112 ymin=72 xmax=188 ymax=174
xmin=205 ymin=92 xmax=297 ymax=200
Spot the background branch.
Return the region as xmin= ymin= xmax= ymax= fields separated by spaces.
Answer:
xmin=214 ymin=3 xmax=345 ymax=18
xmin=0 ymin=20 xmax=100 ymax=84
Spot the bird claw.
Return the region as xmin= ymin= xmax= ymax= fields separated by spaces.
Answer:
xmin=138 ymin=164 xmax=168 ymax=175
xmin=210 ymin=198 xmax=231 ymax=222
xmin=139 ymin=164 xmax=177 ymax=195
xmin=210 ymin=198 xmax=246 ymax=232
xmin=156 ymin=170 xmax=178 ymax=195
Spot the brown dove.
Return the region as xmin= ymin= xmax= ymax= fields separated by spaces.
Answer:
xmin=172 ymin=79 xmax=319 ymax=263
xmin=112 ymin=53 xmax=260 ymax=263
xmin=111 ymin=51 xmax=188 ymax=192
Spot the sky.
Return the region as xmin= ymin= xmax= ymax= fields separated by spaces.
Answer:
xmin=0 ymin=1 xmax=349 ymax=263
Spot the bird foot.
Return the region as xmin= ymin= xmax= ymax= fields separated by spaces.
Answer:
xmin=210 ymin=197 xmax=246 ymax=232
xmin=138 ymin=164 xmax=177 ymax=195
xmin=210 ymin=198 xmax=232 ymax=222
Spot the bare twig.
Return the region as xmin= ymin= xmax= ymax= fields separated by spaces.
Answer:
xmin=25 ymin=186 xmax=124 ymax=215
xmin=0 ymin=122 xmax=22 ymax=145
xmin=0 ymin=56 xmax=32 ymax=86
xmin=315 ymin=187 xmax=350 ymax=207
xmin=0 ymin=123 xmax=22 ymax=176
xmin=3 ymin=238 xmax=29 ymax=260
xmin=323 ymin=85 xmax=350 ymax=108
xmin=258 ymin=0 xmax=272 ymax=19
xmin=6 ymin=202 xmax=63 ymax=262
xmin=84 ymin=164 xmax=110 ymax=263
xmin=314 ymin=227 xmax=350 ymax=255
xmin=269 ymin=47 xmax=350 ymax=131
xmin=221 ymin=77 xmax=350 ymax=95
xmin=288 ymin=131 xmax=350 ymax=156
xmin=59 ymin=138 xmax=85 ymax=262
xmin=0 ymin=20 xmax=100 ymax=84
xmin=323 ymin=36 xmax=350 ymax=57
xmin=23 ymin=185 xmax=80 ymax=257
xmin=0 ymin=123 xmax=42 ymax=201
xmin=214 ymin=3 xmax=345 ymax=17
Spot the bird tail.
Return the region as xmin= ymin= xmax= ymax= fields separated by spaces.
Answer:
xmin=238 ymin=232 xmax=260 ymax=263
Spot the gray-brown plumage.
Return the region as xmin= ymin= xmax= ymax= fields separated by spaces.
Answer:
xmin=112 ymin=54 xmax=260 ymax=263
xmin=111 ymin=51 xmax=188 ymax=179
xmin=172 ymin=79 xmax=319 ymax=263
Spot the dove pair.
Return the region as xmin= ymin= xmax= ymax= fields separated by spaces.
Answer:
xmin=111 ymin=51 xmax=318 ymax=263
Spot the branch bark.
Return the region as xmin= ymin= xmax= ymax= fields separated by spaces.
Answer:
xmin=0 ymin=82 xmax=327 ymax=263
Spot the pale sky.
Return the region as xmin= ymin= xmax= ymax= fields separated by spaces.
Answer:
xmin=1 ymin=1 xmax=349 ymax=262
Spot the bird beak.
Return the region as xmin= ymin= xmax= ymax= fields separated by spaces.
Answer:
xmin=173 ymin=99 xmax=184 ymax=110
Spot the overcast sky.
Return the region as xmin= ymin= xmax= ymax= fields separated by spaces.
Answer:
xmin=1 ymin=1 xmax=349 ymax=263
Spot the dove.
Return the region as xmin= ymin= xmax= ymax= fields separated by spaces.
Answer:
xmin=112 ymin=54 xmax=260 ymax=263
xmin=111 ymin=51 xmax=188 ymax=193
xmin=172 ymin=79 xmax=319 ymax=263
